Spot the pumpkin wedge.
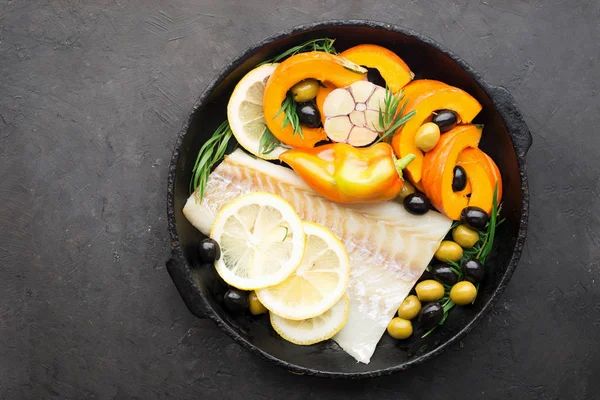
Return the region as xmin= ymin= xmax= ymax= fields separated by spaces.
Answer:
xmin=421 ymin=124 xmax=483 ymax=220
xmin=315 ymin=83 xmax=335 ymax=125
xmin=263 ymin=52 xmax=367 ymax=148
xmin=340 ymin=44 xmax=414 ymax=92
xmin=457 ymin=148 xmax=503 ymax=202
xmin=392 ymin=81 xmax=482 ymax=185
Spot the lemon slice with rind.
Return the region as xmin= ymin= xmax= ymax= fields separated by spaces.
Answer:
xmin=270 ymin=295 xmax=350 ymax=345
xmin=210 ymin=192 xmax=305 ymax=290
xmin=256 ymin=221 xmax=350 ymax=320
xmin=227 ymin=63 xmax=287 ymax=160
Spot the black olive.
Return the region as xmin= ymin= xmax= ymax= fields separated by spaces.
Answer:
xmin=365 ymin=67 xmax=386 ymax=87
xmin=199 ymin=238 xmax=221 ymax=263
xmin=403 ymin=193 xmax=431 ymax=215
xmin=460 ymin=206 xmax=490 ymax=230
xmin=296 ymin=102 xmax=321 ymax=128
xmin=417 ymin=302 xmax=444 ymax=331
xmin=223 ymin=289 xmax=249 ymax=313
xmin=430 ymin=263 xmax=459 ymax=285
xmin=417 ymin=269 xmax=434 ymax=283
xmin=452 ymin=166 xmax=467 ymax=192
xmin=431 ymin=110 xmax=458 ymax=133
xmin=462 ymin=258 xmax=485 ymax=283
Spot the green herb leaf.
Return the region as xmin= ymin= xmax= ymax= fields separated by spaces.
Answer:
xmin=189 ymin=121 xmax=233 ymax=200
xmin=275 ymin=93 xmax=303 ymax=138
xmin=259 ymin=38 xmax=337 ymax=65
xmin=374 ymin=88 xmax=416 ymax=144
xmin=477 ymin=183 xmax=500 ymax=262
xmin=258 ymin=125 xmax=281 ymax=155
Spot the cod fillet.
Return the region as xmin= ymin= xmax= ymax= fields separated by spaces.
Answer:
xmin=183 ymin=149 xmax=451 ymax=363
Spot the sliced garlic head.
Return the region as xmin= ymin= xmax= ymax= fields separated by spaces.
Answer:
xmin=322 ymin=81 xmax=386 ymax=146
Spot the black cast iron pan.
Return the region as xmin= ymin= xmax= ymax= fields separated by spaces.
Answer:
xmin=166 ymin=20 xmax=532 ymax=379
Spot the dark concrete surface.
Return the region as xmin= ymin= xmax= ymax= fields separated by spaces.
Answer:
xmin=1 ymin=0 xmax=599 ymax=398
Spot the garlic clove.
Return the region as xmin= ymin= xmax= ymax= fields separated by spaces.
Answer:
xmin=324 ymin=115 xmax=353 ymax=143
xmin=349 ymin=81 xmax=376 ymax=103
xmin=367 ymin=87 xmax=387 ymax=111
xmin=348 ymin=126 xmax=378 ymax=147
xmin=323 ymin=88 xmax=355 ymax=117
xmin=364 ymin=109 xmax=383 ymax=132
xmin=349 ymin=110 xmax=366 ymax=127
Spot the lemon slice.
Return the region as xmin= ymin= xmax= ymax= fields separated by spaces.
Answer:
xmin=210 ymin=192 xmax=305 ymax=290
xmin=270 ymin=295 xmax=350 ymax=345
xmin=256 ymin=221 xmax=350 ymax=320
xmin=227 ymin=63 xmax=287 ymax=160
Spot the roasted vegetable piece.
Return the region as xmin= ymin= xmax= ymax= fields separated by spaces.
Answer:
xmin=391 ymin=80 xmax=482 ymax=185
xmin=340 ymin=44 xmax=414 ymax=92
xmin=457 ymin=147 xmax=503 ymax=202
xmin=421 ymin=124 xmax=484 ymax=220
xmin=263 ymin=52 xmax=367 ymax=148
xmin=279 ymin=142 xmax=414 ymax=203
xmin=322 ymin=81 xmax=385 ymax=146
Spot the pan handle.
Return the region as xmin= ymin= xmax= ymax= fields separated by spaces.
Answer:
xmin=166 ymin=251 xmax=211 ymax=319
xmin=487 ymin=85 xmax=532 ymax=159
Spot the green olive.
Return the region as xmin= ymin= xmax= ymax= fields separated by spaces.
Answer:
xmin=397 ymin=295 xmax=421 ymax=320
xmin=450 ymin=281 xmax=477 ymax=305
xmin=435 ymin=240 xmax=463 ymax=262
xmin=414 ymin=122 xmax=441 ymax=152
xmin=398 ymin=180 xmax=417 ymax=201
xmin=290 ymin=79 xmax=320 ymax=102
xmin=452 ymin=225 xmax=480 ymax=248
xmin=386 ymin=317 xmax=413 ymax=339
xmin=415 ymin=279 xmax=445 ymax=302
xmin=249 ymin=291 xmax=268 ymax=315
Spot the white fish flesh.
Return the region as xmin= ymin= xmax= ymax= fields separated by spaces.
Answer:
xmin=183 ymin=149 xmax=451 ymax=363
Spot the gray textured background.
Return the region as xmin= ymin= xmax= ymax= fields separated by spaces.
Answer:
xmin=1 ymin=0 xmax=599 ymax=399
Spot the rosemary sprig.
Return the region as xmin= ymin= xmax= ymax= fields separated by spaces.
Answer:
xmin=274 ymin=93 xmax=303 ymax=138
xmin=259 ymin=38 xmax=337 ymax=65
xmin=477 ymin=184 xmax=500 ymax=263
xmin=189 ymin=121 xmax=233 ymax=200
xmin=258 ymin=125 xmax=281 ymax=155
xmin=374 ymin=87 xmax=416 ymax=144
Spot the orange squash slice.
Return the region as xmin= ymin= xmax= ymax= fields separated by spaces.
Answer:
xmin=340 ymin=44 xmax=413 ymax=92
xmin=421 ymin=124 xmax=484 ymax=220
xmin=315 ymin=83 xmax=335 ymax=126
xmin=263 ymin=52 xmax=366 ymax=148
xmin=457 ymin=148 xmax=503 ymax=202
xmin=392 ymin=80 xmax=482 ymax=185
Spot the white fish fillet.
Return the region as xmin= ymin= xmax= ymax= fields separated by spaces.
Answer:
xmin=183 ymin=149 xmax=451 ymax=363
